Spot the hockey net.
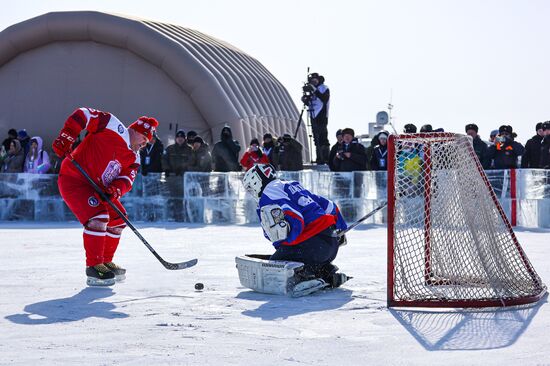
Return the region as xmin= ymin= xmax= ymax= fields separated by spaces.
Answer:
xmin=387 ymin=133 xmax=546 ymax=307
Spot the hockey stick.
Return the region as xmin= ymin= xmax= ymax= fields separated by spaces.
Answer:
xmin=338 ymin=201 xmax=387 ymax=237
xmin=69 ymin=157 xmax=198 ymax=270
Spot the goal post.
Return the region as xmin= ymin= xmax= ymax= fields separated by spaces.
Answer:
xmin=387 ymin=132 xmax=546 ymax=308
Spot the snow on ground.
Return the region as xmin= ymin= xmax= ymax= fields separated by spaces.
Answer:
xmin=0 ymin=223 xmax=549 ymax=365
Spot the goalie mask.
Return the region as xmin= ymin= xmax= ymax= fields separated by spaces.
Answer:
xmin=243 ymin=164 xmax=276 ymax=201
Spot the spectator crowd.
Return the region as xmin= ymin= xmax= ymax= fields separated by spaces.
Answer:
xmin=2 ymin=120 xmax=550 ymax=175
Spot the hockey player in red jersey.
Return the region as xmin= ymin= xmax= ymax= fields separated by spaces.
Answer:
xmin=52 ymin=107 xmax=159 ymax=286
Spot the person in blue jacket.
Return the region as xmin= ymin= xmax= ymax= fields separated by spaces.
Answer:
xmin=242 ymin=164 xmax=350 ymax=288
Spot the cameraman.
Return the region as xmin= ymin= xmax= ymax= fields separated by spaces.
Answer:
xmin=274 ymin=134 xmax=303 ymax=171
xmin=301 ymin=72 xmax=330 ymax=164
xmin=487 ymin=125 xmax=525 ymax=169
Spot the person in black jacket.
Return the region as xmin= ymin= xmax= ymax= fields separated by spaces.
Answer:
xmin=521 ymin=122 xmax=545 ymax=168
xmin=333 ymin=128 xmax=367 ymax=172
xmin=465 ymin=123 xmax=490 ymax=169
xmin=273 ymin=134 xmax=303 ymax=171
xmin=17 ymin=129 xmax=31 ymax=158
xmin=140 ymin=133 xmax=164 ymax=175
xmin=487 ymin=125 xmax=525 ymax=169
xmin=302 ymin=72 xmax=330 ymax=164
xmin=212 ymin=126 xmax=241 ymax=172
xmin=370 ymin=131 xmax=389 ymax=171
xmin=262 ymin=133 xmax=276 ymax=165
xmin=404 ymin=124 xmax=417 ymax=134
xmin=328 ymin=129 xmax=343 ymax=171
xmin=540 ymin=122 xmax=550 ymax=169
xmin=189 ymin=136 xmax=212 ymax=172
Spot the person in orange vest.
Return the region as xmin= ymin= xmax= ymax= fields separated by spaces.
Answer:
xmin=487 ymin=125 xmax=525 ymax=169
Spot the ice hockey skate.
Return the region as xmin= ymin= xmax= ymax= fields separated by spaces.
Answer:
xmin=104 ymin=261 xmax=126 ymax=282
xmin=290 ymin=278 xmax=329 ymax=298
xmin=86 ymin=264 xmax=116 ymax=286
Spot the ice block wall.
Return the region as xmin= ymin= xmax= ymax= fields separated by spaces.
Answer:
xmin=0 ymin=170 xmax=549 ymax=228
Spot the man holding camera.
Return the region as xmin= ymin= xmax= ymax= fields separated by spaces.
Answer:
xmin=332 ymin=128 xmax=367 ymax=171
xmin=274 ymin=134 xmax=303 ymax=171
xmin=301 ymin=72 xmax=330 ymax=164
xmin=487 ymin=125 xmax=525 ymax=169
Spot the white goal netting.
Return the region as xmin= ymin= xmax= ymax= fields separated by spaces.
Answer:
xmin=388 ymin=133 xmax=545 ymax=307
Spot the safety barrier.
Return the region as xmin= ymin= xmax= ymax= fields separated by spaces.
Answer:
xmin=0 ymin=170 xmax=549 ymax=227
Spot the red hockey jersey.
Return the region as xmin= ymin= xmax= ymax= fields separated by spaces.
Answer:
xmin=59 ymin=107 xmax=140 ymax=196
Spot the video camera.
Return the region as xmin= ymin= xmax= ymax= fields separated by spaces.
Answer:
xmin=301 ymin=83 xmax=315 ymax=105
xmin=277 ymin=134 xmax=292 ymax=145
xmin=300 ymin=72 xmax=324 ymax=106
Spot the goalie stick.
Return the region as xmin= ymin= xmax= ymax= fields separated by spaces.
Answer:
xmin=338 ymin=201 xmax=387 ymax=237
xmin=70 ymin=157 xmax=197 ymax=270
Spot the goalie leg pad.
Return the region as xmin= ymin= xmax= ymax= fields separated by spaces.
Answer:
xmin=235 ymin=255 xmax=303 ymax=295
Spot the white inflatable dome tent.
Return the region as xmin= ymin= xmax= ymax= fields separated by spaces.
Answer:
xmin=0 ymin=11 xmax=308 ymax=159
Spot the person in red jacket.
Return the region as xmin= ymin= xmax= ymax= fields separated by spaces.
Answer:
xmin=240 ymin=138 xmax=270 ymax=170
xmin=52 ymin=107 xmax=159 ymax=286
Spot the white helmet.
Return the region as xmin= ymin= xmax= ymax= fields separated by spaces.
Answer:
xmin=242 ymin=164 xmax=276 ymax=201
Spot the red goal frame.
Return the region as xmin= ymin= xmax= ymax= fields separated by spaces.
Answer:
xmin=387 ymin=133 xmax=545 ymax=308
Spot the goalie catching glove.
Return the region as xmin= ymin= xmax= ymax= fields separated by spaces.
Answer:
xmin=260 ymin=204 xmax=290 ymax=243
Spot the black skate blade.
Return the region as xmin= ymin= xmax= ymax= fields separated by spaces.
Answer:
xmin=87 ymin=276 xmax=115 ymax=287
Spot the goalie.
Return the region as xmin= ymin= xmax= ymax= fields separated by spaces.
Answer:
xmin=240 ymin=164 xmax=350 ymax=296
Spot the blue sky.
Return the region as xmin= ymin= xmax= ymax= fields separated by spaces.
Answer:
xmin=2 ymin=0 xmax=549 ymax=143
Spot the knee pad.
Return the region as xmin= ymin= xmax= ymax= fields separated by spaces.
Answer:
xmin=107 ymin=225 xmax=125 ymax=236
xmin=86 ymin=217 xmax=108 ymax=232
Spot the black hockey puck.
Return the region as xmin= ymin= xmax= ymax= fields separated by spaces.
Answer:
xmin=194 ymin=282 xmax=204 ymax=291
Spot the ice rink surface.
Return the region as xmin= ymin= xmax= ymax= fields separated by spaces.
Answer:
xmin=0 ymin=223 xmax=549 ymax=365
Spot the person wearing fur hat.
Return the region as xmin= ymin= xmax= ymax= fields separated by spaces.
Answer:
xmin=487 ymin=125 xmax=525 ymax=169
xmin=189 ymin=136 xmax=212 ymax=172
xmin=333 ymin=128 xmax=367 ymax=171
xmin=162 ymin=130 xmax=193 ymax=176
xmin=240 ymin=138 xmax=270 ymax=170
xmin=52 ymin=107 xmax=159 ymax=286
xmin=521 ymin=122 xmax=545 ymax=168
xmin=465 ymin=123 xmax=490 ymax=169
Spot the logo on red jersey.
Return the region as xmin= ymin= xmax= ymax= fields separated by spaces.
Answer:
xmin=118 ymin=124 xmax=124 ymax=134
xmin=88 ymin=196 xmax=99 ymax=207
xmin=102 ymin=160 xmax=122 ymax=186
